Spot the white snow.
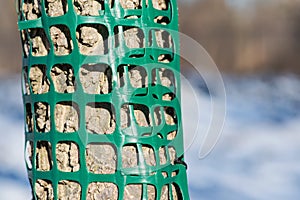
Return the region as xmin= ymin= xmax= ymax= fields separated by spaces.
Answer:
xmin=184 ymin=74 xmax=300 ymax=199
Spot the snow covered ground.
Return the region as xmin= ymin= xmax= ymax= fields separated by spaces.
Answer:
xmin=0 ymin=77 xmax=32 ymax=199
xmin=0 ymin=74 xmax=300 ymax=199
xmin=184 ymin=74 xmax=300 ymax=199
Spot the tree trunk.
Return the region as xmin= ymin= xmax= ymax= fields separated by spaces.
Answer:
xmin=18 ymin=0 xmax=189 ymax=199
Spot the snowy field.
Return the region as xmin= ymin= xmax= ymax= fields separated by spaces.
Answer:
xmin=0 ymin=74 xmax=300 ymax=199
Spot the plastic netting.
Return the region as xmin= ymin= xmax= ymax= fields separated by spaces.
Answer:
xmin=18 ymin=0 xmax=190 ymax=199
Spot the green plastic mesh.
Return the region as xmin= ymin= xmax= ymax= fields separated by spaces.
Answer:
xmin=17 ymin=0 xmax=190 ymax=199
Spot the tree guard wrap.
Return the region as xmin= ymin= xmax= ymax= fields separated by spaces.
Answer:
xmin=17 ymin=0 xmax=190 ymax=199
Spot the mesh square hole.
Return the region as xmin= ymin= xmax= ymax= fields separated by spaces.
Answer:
xmin=34 ymin=102 xmax=51 ymax=133
xmin=29 ymin=65 xmax=50 ymax=94
xmin=167 ymin=130 xmax=177 ymax=140
xmin=86 ymin=143 xmax=117 ymax=174
xmin=164 ymin=106 xmax=177 ymax=125
xmin=147 ymin=185 xmax=156 ymax=200
xmin=153 ymin=106 xmax=177 ymax=127
xmin=142 ymin=145 xmax=156 ymax=166
xmin=115 ymin=26 xmax=145 ymax=48
xmin=171 ymin=183 xmax=183 ymax=200
xmin=153 ymin=106 xmax=162 ymax=126
xmin=56 ymin=142 xmax=80 ymax=172
xmin=28 ymin=28 xmax=50 ymax=57
xmin=161 ymin=171 xmax=168 ymax=178
xmin=168 ymin=146 xmax=176 ymax=164
xmin=58 ymin=180 xmax=81 ymax=200
xmin=80 ymin=63 xmax=112 ymax=94
xmin=152 ymin=0 xmax=169 ymax=10
xmin=124 ymin=14 xmax=141 ymax=19
xmin=50 ymin=25 xmax=73 ymax=56
xmin=172 ymin=170 xmax=179 ymax=177
xmin=160 ymin=183 xmax=184 ymax=200
xmin=55 ymin=102 xmax=79 ymax=133
xmin=20 ymin=30 xmax=30 ymax=58
xmin=85 ymin=102 xmax=116 ymax=134
xmin=25 ymin=103 xmax=34 ymax=133
xmin=51 ymin=64 xmax=76 ymax=93
xmin=120 ymin=0 xmax=142 ymax=9
xmin=121 ymin=104 xmax=130 ymax=129
xmin=121 ymin=104 xmax=151 ymax=129
xmin=73 ymin=0 xmax=104 ymax=16
xmin=150 ymin=29 xmax=173 ymax=49
xmin=76 ymin=24 xmax=109 ymax=55
xmin=124 ymin=184 xmax=142 ymax=200
xmin=133 ymin=104 xmax=151 ymax=127
xmin=122 ymin=144 xmax=138 ymax=168
xmin=36 ymin=141 xmax=52 ymax=171
xmin=154 ymin=16 xmax=170 ymax=25
xmin=160 ymin=185 xmax=169 ymax=200
xmin=25 ymin=141 xmax=33 ymax=170
xmin=87 ymin=182 xmax=118 ymax=200
xmin=158 ymin=54 xmax=173 ymax=63
xmin=45 ymin=0 xmax=68 ymax=17
xmin=22 ymin=0 xmax=42 ymax=20
xmin=162 ymin=92 xmax=175 ymax=101
xmin=35 ymin=179 xmax=54 ymax=200
xmin=152 ymin=68 xmax=175 ymax=88
xmin=127 ymin=65 xmax=148 ymax=88
xmin=118 ymin=65 xmax=148 ymax=88
xmin=159 ymin=146 xmax=167 ymax=165
xmin=23 ymin=66 xmax=30 ymax=95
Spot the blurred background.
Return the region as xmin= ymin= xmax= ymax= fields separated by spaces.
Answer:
xmin=1 ymin=0 xmax=300 ymax=199
xmin=179 ymin=0 xmax=300 ymax=74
